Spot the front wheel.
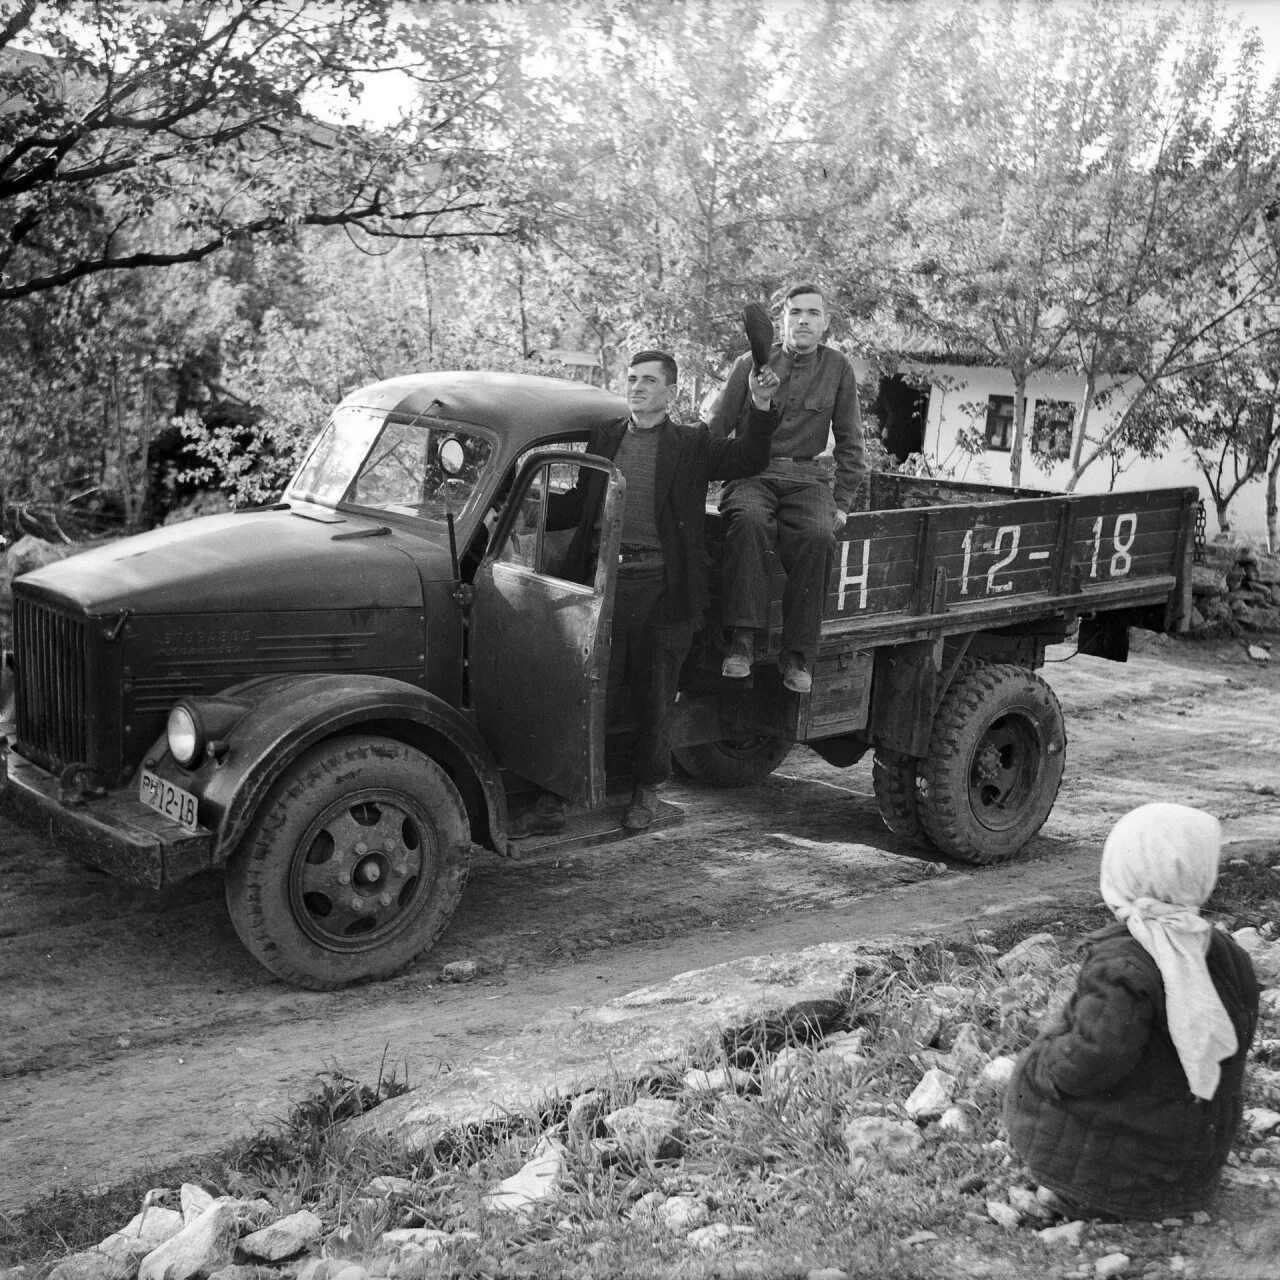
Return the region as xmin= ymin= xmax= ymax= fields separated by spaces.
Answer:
xmin=672 ymin=734 xmax=791 ymax=787
xmin=225 ymin=735 xmax=470 ymax=989
xmin=917 ymin=664 xmax=1065 ymax=864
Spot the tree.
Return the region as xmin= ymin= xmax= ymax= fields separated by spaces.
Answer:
xmin=0 ymin=0 xmax=540 ymax=301
xmin=812 ymin=0 xmax=1280 ymax=491
xmin=1135 ymin=317 xmax=1280 ymax=541
xmin=1050 ymin=7 xmax=1280 ymax=494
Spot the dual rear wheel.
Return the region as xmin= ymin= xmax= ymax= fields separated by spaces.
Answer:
xmin=873 ymin=662 xmax=1066 ymax=864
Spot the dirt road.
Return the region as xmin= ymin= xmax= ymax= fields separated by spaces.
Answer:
xmin=2 ymin=634 xmax=1278 ymax=1210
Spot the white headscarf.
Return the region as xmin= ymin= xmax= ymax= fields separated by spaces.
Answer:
xmin=1099 ymin=803 xmax=1238 ymax=1101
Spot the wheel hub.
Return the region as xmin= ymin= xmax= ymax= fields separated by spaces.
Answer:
xmin=290 ymin=796 xmax=432 ymax=949
xmin=968 ymin=712 xmax=1042 ymax=830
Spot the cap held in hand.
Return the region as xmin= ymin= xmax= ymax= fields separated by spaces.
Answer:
xmin=742 ymin=302 xmax=774 ymax=371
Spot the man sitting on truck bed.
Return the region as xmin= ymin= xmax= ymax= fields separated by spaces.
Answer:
xmin=509 ymin=348 xmax=780 ymax=837
xmin=707 ymin=282 xmax=869 ymax=694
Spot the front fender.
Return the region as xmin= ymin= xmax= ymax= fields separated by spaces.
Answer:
xmin=144 ymin=674 xmax=509 ymax=863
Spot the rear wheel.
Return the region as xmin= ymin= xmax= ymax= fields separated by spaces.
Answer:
xmin=871 ymin=750 xmax=929 ymax=843
xmin=917 ymin=664 xmax=1065 ymax=864
xmin=225 ymin=735 xmax=470 ymax=989
xmin=672 ymin=734 xmax=791 ymax=787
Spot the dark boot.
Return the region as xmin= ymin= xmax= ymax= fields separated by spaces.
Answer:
xmin=778 ymin=649 xmax=812 ymax=694
xmin=721 ymin=628 xmax=754 ymax=679
xmin=623 ymin=783 xmax=658 ymax=832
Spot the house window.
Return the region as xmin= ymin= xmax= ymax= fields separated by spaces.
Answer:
xmin=1031 ymin=400 xmax=1075 ymax=462
xmin=985 ymin=396 xmax=1016 ymax=451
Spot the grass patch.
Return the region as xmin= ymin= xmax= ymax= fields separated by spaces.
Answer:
xmin=3 ymin=857 xmax=1278 ymax=1279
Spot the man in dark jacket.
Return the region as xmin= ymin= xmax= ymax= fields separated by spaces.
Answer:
xmin=706 ymin=283 xmax=868 ymax=693
xmin=510 ymin=348 xmax=779 ymax=836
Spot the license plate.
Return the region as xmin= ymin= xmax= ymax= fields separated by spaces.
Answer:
xmin=139 ymin=768 xmax=199 ymax=832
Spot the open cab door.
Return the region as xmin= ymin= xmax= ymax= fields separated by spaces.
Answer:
xmin=470 ymin=450 xmax=623 ymax=808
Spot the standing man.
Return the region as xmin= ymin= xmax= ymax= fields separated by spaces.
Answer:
xmin=707 ymin=282 xmax=868 ymax=693
xmin=510 ymin=349 xmax=780 ymax=837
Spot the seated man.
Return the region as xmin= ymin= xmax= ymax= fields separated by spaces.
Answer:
xmin=510 ymin=348 xmax=779 ymax=837
xmin=706 ymin=282 xmax=868 ymax=693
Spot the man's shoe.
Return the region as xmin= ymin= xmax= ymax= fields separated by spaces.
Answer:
xmin=779 ymin=650 xmax=812 ymax=694
xmin=623 ymin=783 xmax=658 ymax=832
xmin=721 ymin=629 xmax=754 ymax=679
xmin=508 ymin=793 xmax=566 ymax=839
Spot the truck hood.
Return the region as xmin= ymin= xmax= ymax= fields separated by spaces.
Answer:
xmin=16 ymin=507 xmax=442 ymax=616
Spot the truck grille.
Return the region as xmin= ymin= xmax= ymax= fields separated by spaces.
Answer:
xmin=13 ymin=595 xmax=89 ymax=772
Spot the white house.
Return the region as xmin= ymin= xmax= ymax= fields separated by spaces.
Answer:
xmin=858 ymin=359 xmax=1272 ymax=543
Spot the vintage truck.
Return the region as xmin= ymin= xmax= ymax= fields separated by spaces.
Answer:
xmin=0 ymin=371 xmax=1198 ymax=988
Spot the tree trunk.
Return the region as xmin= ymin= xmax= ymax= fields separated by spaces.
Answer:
xmin=1009 ymin=371 xmax=1028 ymax=487
xmin=1267 ymin=448 xmax=1279 ymax=554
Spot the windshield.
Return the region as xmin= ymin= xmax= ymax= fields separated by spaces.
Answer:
xmin=287 ymin=406 xmax=495 ymax=520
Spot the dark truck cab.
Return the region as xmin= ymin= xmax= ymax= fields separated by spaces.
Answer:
xmin=0 ymin=371 xmax=1197 ymax=988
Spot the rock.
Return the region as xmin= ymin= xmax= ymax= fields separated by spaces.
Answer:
xmin=940 ymin=1023 xmax=986 ymax=1074
xmin=911 ymin=1000 xmax=943 ymax=1048
xmin=904 ymin=1067 xmax=956 ymax=1120
xmin=814 ymin=1030 xmax=869 ymax=1072
xmin=1037 ymin=1220 xmax=1085 ymax=1247
xmin=1094 ymin=1253 xmax=1130 ymax=1278
xmin=1251 ymin=554 xmax=1280 ymax=585
xmin=483 ymin=1135 xmax=567 ymax=1213
xmin=440 ymin=960 xmax=478 ymax=983
xmin=1242 ymin=606 xmax=1280 ymax=632
xmin=1261 ymin=989 xmax=1280 ymax=1019
xmin=977 ymin=1055 xmax=1017 ymax=1093
xmin=603 ymin=1097 xmax=683 ymax=1161
xmin=207 ymin=1268 xmax=265 ymax=1280
xmin=365 ymin=1175 xmax=417 ymax=1198
xmin=48 ymin=1255 xmax=133 ymax=1280
xmin=937 ymin=1105 xmax=975 ymax=1137
xmin=1191 ymin=565 xmax=1228 ymax=597
xmin=566 ymin=1090 xmax=609 ymax=1145
xmin=686 ymin=1223 xmax=732 ymax=1251
xmin=1250 ymin=1066 xmax=1280 ymax=1105
xmin=986 ymin=1200 xmax=1021 ymax=1229
xmin=325 ymin=1267 xmax=368 ymax=1280
xmin=238 ymin=1210 xmax=323 ymax=1261
xmin=659 ymin=1195 xmax=708 ymax=1232
xmin=1249 ymin=645 xmax=1273 ymax=661
xmin=843 ymin=1116 xmax=923 ymax=1167
xmin=138 ymin=1198 xmax=239 ymax=1280
xmin=763 ymin=1045 xmax=808 ymax=1085
xmin=294 ymin=1260 xmax=334 ymax=1280
xmin=682 ymin=1066 xmax=752 ymax=1094
xmin=806 ymin=1270 xmax=850 ymax=1280
xmin=6 ymin=535 xmax=77 ymax=577
xmin=1007 ymin=1186 xmax=1053 ymax=1222
xmin=380 ymin=1226 xmax=454 ymax=1251
xmin=899 ymin=1230 xmax=939 ymax=1246
xmin=97 ymin=1208 xmax=185 ymax=1263
xmin=178 ymin=1186 xmax=214 ymax=1225
xmin=1249 ymin=944 xmax=1280 ymax=984
xmin=629 ymin=1190 xmax=666 ymax=1219
xmin=996 ymin=933 xmax=1060 ymax=976
xmin=1244 ymin=1107 xmax=1280 ymax=1138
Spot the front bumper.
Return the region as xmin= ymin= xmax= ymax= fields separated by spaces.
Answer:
xmin=0 ymin=746 xmax=214 ymax=889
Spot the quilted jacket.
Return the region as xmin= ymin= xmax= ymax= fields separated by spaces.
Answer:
xmin=1003 ymin=922 xmax=1259 ymax=1219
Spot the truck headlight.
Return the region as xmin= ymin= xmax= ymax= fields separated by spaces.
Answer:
xmin=167 ymin=704 xmax=202 ymax=767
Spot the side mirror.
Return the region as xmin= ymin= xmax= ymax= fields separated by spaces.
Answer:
xmin=439 ymin=437 xmax=466 ymax=476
